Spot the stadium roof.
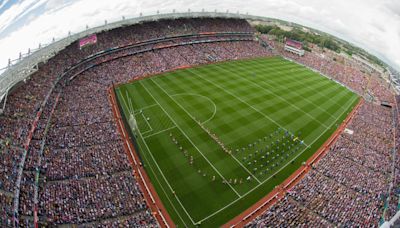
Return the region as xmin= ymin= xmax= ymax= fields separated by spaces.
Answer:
xmin=0 ymin=11 xmax=280 ymax=101
xmin=1 ymin=0 xmax=399 ymax=72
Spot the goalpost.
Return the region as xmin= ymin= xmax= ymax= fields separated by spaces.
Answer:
xmin=122 ymin=89 xmax=139 ymax=135
xmin=129 ymin=113 xmax=138 ymax=132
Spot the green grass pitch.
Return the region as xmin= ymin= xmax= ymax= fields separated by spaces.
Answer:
xmin=115 ymin=56 xmax=359 ymax=227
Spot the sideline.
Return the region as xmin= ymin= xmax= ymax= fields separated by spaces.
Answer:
xmin=108 ymin=86 xmax=175 ymax=228
xmin=223 ymin=98 xmax=363 ymax=227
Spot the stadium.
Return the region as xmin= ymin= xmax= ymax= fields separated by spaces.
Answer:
xmin=0 ymin=7 xmax=399 ymax=228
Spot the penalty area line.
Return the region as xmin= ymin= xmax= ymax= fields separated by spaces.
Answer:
xmin=117 ymin=88 xmax=194 ymax=226
xmin=143 ymin=126 xmax=177 ymax=138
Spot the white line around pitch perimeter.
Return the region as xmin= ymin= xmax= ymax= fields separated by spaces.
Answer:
xmin=118 ymin=89 xmax=191 ymax=226
xmin=137 ymin=123 xmax=196 ymax=225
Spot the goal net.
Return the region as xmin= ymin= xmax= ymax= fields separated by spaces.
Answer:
xmin=128 ymin=113 xmax=138 ymax=132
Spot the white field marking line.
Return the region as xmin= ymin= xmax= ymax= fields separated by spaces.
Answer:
xmin=234 ymin=62 xmax=318 ymax=84
xmin=225 ymin=61 xmax=331 ymax=96
xmin=124 ymin=91 xmax=134 ymax=114
xmin=138 ymin=133 xmax=186 ymax=226
xmin=143 ymin=126 xmax=177 ymax=138
xmin=137 ymin=126 xmax=196 ymax=225
xmin=235 ymin=61 xmax=348 ymax=107
xmin=236 ymin=60 xmax=351 ymax=110
xmin=212 ymin=64 xmax=330 ymax=129
xmin=196 ymin=95 xmax=358 ymax=224
xmin=118 ymin=90 xmax=190 ymax=226
xmin=225 ymin=64 xmax=334 ymax=102
xmin=133 ymin=103 xmax=158 ymax=114
xmin=187 ymin=68 xmax=310 ymax=147
xmin=144 ymin=79 xmax=241 ymax=197
xmin=120 ymin=91 xmax=135 ymax=118
xmin=170 ymin=93 xmax=217 ymax=124
xmin=264 ymin=56 xmax=363 ymax=97
xmin=141 ymin=129 xmax=153 ymax=135
xmin=239 ymin=61 xmax=306 ymax=75
xmin=236 ymin=61 xmax=345 ymax=110
xmin=166 ymin=92 xmax=261 ymax=184
xmin=232 ymin=60 xmax=308 ymax=77
xmin=253 ymin=71 xmax=335 ymax=99
xmin=126 ymin=90 xmax=154 ymax=132
xmin=224 ymin=63 xmax=340 ymax=120
xmin=248 ymin=64 xmax=333 ymax=91
xmin=141 ymin=112 xmax=153 ymax=132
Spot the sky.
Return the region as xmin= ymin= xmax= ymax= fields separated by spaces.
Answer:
xmin=0 ymin=0 xmax=399 ymax=72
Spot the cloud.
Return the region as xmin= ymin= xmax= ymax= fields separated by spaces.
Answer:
xmin=0 ymin=0 xmax=11 ymax=10
xmin=0 ymin=0 xmax=399 ymax=71
xmin=0 ymin=0 xmax=48 ymax=33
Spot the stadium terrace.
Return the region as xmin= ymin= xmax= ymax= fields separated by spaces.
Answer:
xmin=0 ymin=12 xmax=399 ymax=227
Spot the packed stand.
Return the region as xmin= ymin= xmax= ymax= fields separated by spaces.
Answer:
xmin=1 ymin=16 xmax=396 ymax=227
xmin=263 ymin=36 xmax=394 ymax=103
xmin=386 ymin=96 xmax=400 ymax=219
xmin=2 ymin=17 xmax=272 ymax=226
xmin=247 ymin=195 xmax=333 ymax=227
xmin=247 ymin=101 xmax=395 ymax=227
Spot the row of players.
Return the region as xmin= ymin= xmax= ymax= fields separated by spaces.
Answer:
xmin=12 ymin=39 xmax=270 ymax=226
xmin=247 ymin=101 xmax=396 ymax=226
xmin=0 ymin=17 xmax=265 ymax=226
xmin=1 ymin=17 xmax=397 ymax=226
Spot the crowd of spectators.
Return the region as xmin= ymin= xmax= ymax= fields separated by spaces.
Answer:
xmin=257 ymin=37 xmax=398 ymax=225
xmin=368 ymin=75 xmax=393 ymax=103
xmin=0 ymin=142 xmax=25 ymax=226
xmin=261 ymin=35 xmax=394 ymax=103
xmin=247 ymin=195 xmax=333 ymax=227
xmin=0 ymin=17 xmax=272 ymax=226
xmin=1 ymin=16 xmax=397 ymax=227
xmin=0 ymin=191 xmax=13 ymax=227
xmin=79 ymin=210 xmax=158 ymax=228
xmin=386 ymin=96 xmax=400 ymax=220
xmin=0 ymin=143 xmax=24 ymax=193
xmin=39 ymin=171 xmax=152 ymax=225
xmin=248 ymin=102 xmax=395 ymax=226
